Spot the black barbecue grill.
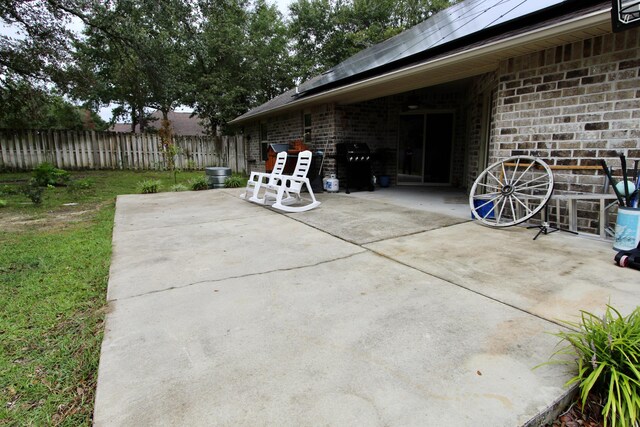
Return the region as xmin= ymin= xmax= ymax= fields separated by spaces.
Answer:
xmin=336 ymin=142 xmax=374 ymax=194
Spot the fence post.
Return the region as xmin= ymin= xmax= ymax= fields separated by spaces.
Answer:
xmin=0 ymin=131 xmax=7 ymax=170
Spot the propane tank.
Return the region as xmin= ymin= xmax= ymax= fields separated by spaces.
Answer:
xmin=325 ymin=174 xmax=339 ymax=192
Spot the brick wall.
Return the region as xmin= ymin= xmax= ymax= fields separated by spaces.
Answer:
xmin=244 ymin=86 xmax=473 ymax=186
xmin=464 ymin=72 xmax=499 ymax=190
xmin=491 ymin=28 xmax=640 ymax=233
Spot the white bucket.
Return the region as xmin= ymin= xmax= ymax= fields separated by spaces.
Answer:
xmin=613 ymin=207 xmax=640 ymax=251
xmin=324 ymin=174 xmax=339 ymax=192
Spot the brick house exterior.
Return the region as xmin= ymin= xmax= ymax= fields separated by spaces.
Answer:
xmin=232 ymin=0 xmax=639 ymax=234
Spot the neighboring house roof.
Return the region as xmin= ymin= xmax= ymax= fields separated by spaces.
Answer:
xmin=111 ymin=123 xmax=133 ymax=133
xmin=231 ymin=0 xmax=610 ymax=125
xmin=111 ymin=111 xmax=206 ymax=135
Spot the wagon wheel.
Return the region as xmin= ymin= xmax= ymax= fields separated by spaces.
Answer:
xmin=469 ymin=156 xmax=554 ymax=227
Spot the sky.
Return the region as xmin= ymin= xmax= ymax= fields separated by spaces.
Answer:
xmin=274 ymin=0 xmax=292 ymax=17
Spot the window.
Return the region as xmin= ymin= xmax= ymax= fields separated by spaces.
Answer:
xmin=260 ymin=122 xmax=268 ymax=161
xmin=303 ymin=112 xmax=312 ymax=143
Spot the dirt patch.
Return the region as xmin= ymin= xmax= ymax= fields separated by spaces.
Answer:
xmin=0 ymin=202 xmax=108 ymax=232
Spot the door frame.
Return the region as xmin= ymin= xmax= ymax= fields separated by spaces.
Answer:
xmin=397 ymin=109 xmax=456 ymax=186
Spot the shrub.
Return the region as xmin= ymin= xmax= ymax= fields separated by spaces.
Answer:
xmin=0 ymin=184 xmax=19 ymax=196
xmin=0 ymin=199 xmax=7 ymax=207
xmin=224 ymin=174 xmax=247 ymax=188
xmin=137 ymin=179 xmax=162 ymax=194
xmin=169 ymin=183 xmax=188 ymax=192
xmin=33 ymin=162 xmax=70 ymax=187
xmin=67 ymin=178 xmax=94 ymax=192
xmin=188 ymin=176 xmax=208 ymax=191
xmin=549 ymin=305 xmax=640 ymax=427
xmin=22 ymin=178 xmax=45 ymax=204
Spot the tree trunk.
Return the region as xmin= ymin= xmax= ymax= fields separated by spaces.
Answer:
xmin=130 ymin=108 xmax=137 ymax=133
xmin=138 ymin=106 xmax=145 ymax=133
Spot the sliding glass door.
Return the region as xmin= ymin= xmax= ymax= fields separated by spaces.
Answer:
xmin=397 ymin=112 xmax=454 ymax=185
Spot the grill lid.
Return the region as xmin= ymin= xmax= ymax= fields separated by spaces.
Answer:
xmin=336 ymin=142 xmax=371 ymax=156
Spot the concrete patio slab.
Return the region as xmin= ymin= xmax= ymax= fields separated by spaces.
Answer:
xmin=284 ymin=192 xmax=468 ymax=245
xmin=94 ymin=189 xmax=640 ymax=426
xmin=108 ymin=192 xmax=363 ymax=300
xmin=95 ymin=252 xmax=568 ymax=427
xmin=365 ymin=221 xmax=640 ymax=321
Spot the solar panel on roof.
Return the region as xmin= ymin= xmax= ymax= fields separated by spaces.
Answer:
xmin=297 ymin=0 xmax=570 ymax=95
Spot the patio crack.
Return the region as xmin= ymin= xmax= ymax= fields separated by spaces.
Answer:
xmin=366 ymin=247 xmax=572 ymax=330
xmin=109 ymin=250 xmax=367 ymax=302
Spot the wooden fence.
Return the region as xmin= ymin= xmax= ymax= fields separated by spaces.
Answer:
xmin=0 ymin=130 xmax=247 ymax=172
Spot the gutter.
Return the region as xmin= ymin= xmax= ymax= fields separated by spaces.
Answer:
xmin=230 ymin=7 xmax=610 ymax=125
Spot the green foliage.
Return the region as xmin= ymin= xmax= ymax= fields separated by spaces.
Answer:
xmin=0 ymin=185 xmax=19 ymax=196
xmin=0 ymin=77 xmax=107 ymax=130
xmin=288 ymin=0 xmax=457 ymax=79
xmin=224 ymin=173 xmax=247 ymax=188
xmin=0 ymin=199 xmax=7 ymax=207
xmin=169 ymin=183 xmax=188 ymax=192
xmin=550 ymin=306 xmax=640 ymax=427
xmin=0 ymin=1 xmax=79 ymax=84
xmin=21 ymin=178 xmax=45 ymax=204
xmin=67 ymin=178 xmax=95 ymax=193
xmin=137 ymin=179 xmax=162 ymax=194
xmin=188 ymin=176 xmax=209 ymax=191
xmin=33 ymin=163 xmax=70 ymax=187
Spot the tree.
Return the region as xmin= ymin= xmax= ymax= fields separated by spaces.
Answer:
xmin=287 ymin=0 xmax=458 ymax=79
xmin=0 ymin=0 xmax=79 ymax=84
xmin=245 ymin=0 xmax=294 ymax=106
xmin=0 ymin=77 xmax=106 ymax=130
xmin=287 ymin=0 xmax=336 ymax=80
xmin=70 ymin=0 xmax=195 ymax=130
xmin=184 ymin=0 xmax=252 ymax=133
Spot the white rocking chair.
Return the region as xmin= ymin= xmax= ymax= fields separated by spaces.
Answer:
xmin=262 ymin=150 xmax=321 ymax=213
xmin=240 ymin=151 xmax=287 ymax=202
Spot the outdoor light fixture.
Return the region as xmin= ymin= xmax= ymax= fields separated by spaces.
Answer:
xmin=406 ymin=95 xmax=420 ymax=110
xmin=612 ymin=0 xmax=640 ymax=32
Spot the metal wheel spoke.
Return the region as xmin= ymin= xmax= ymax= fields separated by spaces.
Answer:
xmin=496 ymin=196 xmax=508 ymax=224
xmin=513 ymin=196 xmax=533 ymax=215
xmin=476 ymin=190 xmax=501 ymax=197
xmin=508 ymin=196 xmax=517 ymax=221
xmin=476 ymin=182 xmax=501 ymax=191
xmin=511 ymin=162 xmax=535 ymax=187
xmin=482 ymin=196 xmax=501 ymax=219
xmin=473 ymin=193 xmax=501 ymax=211
xmin=515 ymin=174 xmax=548 ymax=188
xmin=501 ymin=162 xmax=508 ymax=185
xmin=486 ymin=170 xmax=504 ymax=186
xmin=516 ymin=181 xmax=551 ymax=192
xmin=513 ymin=192 xmax=547 ymax=199
xmin=508 ymin=157 xmax=521 ymax=184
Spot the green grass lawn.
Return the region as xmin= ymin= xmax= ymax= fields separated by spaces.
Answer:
xmin=0 ymin=169 xmax=207 ymax=426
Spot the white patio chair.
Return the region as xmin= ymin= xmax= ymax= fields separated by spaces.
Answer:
xmin=261 ymin=150 xmax=321 ymax=213
xmin=240 ymin=151 xmax=287 ymax=202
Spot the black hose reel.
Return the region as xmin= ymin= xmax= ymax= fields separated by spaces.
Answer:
xmin=614 ymin=241 xmax=640 ymax=270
